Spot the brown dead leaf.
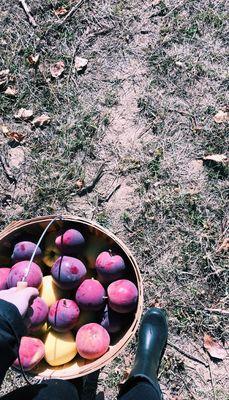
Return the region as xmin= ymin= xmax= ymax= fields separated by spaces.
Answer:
xmin=1 ymin=125 xmax=22 ymax=142
xmin=50 ymin=61 xmax=65 ymax=78
xmin=202 ymin=154 xmax=228 ymax=164
xmin=28 ymin=54 xmax=40 ymax=65
xmin=31 ymin=114 xmax=51 ymax=127
xmin=4 ymin=131 xmax=25 ymax=143
xmin=1 ymin=125 xmax=9 ymax=135
xmin=213 ymin=109 xmax=229 ymax=123
xmin=216 ymin=237 xmax=229 ymax=253
xmin=14 ymin=108 xmax=33 ymax=120
xmin=74 ymin=56 xmax=88 ymax=72
xmin=150 ymin=298 xmax=166 ymax=308
xmin=203 ymin=333 xmax=227 ymax=360
xmin=76 ymin=179 xmax=85 ymax=189
xmin=187 ymin=187 xmax=200 ymax=195
xmin=4 ymin=86 xmax=17 ymax=96
xmin=0 ymin=69 xmax=9 ymax=87
xmin=119 ymin=368 xmax=131 ymax=386
xmin=54 ymin=6 xmax=68 ymax=16
xmin=123 ymin=354 xmax=132 ymax=366
xmin=8 ymin=75 xmax=15 ymax=84
xmin=0 ymin=69 xmax=9 ymax=77
xmin=192 ymin=123 xmax=203 ymax=131
xmin=38 ymin=63 xmax=45 ymax=75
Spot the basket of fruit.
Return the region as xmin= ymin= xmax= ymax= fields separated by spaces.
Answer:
xmin=0 ymin=215 xmax=143 ymax=380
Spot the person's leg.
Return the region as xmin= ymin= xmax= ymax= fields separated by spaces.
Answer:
xmin=118 ymin=308 xmax=168 ymax=400
xmin=118 ymin=381 xmax=161 ymax=400
xmin=1 ymin=379 xmax=79 ymax=400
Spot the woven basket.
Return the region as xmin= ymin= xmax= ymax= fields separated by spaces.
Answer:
xmin=0 ymin=215 xmax=143 ymax=380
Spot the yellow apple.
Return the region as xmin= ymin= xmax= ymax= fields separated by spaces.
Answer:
xmin=44 ymin=329 xmax=77 ymax=366
xmin=39 ymin=275 xmax=64 ymax=307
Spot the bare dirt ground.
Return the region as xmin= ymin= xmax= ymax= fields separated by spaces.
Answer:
xmin=0 ymin=0 xmax=228 ymax=399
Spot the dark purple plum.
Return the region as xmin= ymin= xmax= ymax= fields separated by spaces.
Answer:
xmin=51 ymin=256 xmax=86 ymax=290
xmin=55 ymin=229 xmax=85 ymax=254
xmin=100 ymin=305 xmax=126 ymax=333
xmin=12 ymin=241 xmax=41 ymax=262
xmin=26 ymin=297 xmax=48 ymax=333
xmin=48 ymin=299 xmax=80 ymax=332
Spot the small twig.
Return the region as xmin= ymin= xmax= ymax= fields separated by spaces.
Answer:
xmin=123 ymin=224 xmax=133 ymax=233
xmin=91 ymin=27 xmax=113 ymax=37
xmin=163 ymin=2 xmax=185 ymax=18
xmin=0 ymin=156 xmax=17 ymax=184
xmin=77 ymin=164 xmax=105 ymax=197
xmin=208 ymin=356 xmax=216 ymax=400
xmin=181 ymin=378 xmax=199 ymax=400
xmin=204 ymin=308 xmax=229 ymax=316
xmin=167 ymin=107 xmax=200 ymax=130
xmin=37 ymin=0 xmax=86 ymax=51
xmin=168 ymin=341 xmax=208 ymax=368
xmin=171 ymin=302 xmax=229 ymax=317
xmin=138 ymin=124 xmax=153 ymax=139
xmin=58 ymin=0 xmax=85 ymax=26
xmin=98 ymin=184 xmax=121 ymax=204
xmin=167 ymin=107 xmax=191 ymax=117
xmin=19 ymin=0 xmax=37 ymax=27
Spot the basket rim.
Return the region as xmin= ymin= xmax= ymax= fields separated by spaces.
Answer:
xmin=0 ymin=214 xmax=143 ymax=379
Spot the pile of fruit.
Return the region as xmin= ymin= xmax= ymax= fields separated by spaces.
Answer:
xmin=0 ymin=227 xmax=138 ymax=371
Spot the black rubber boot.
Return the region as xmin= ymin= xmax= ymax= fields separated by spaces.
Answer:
xmin=119 ymin=308 xmax=168 ymax=398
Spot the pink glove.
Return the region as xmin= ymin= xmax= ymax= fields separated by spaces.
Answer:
xmin=0 ymin=287 xmax=39 ymax=317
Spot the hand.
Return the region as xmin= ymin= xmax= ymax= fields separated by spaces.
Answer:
xmin=0 ymin=287 xmax=39 ymax=317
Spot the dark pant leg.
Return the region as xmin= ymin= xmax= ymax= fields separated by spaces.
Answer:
xmin=1 ymin=379 xmax=79 ymax=400
xmin=118 ymin=381 xmax=162 ymax=400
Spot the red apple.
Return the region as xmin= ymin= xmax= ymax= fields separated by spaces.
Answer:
xmin=13 ymin=336 xmax=45 ymax=371
xmin=75 ymin=279 xmax=106 ymax=311
xmin=7 ymin=261 xmax=43 ymax=289
xmin=95 ymin=251 xmax=125 ymax=283
xmin=76 ymin=323 xmax=110 ymax=360
xmin=107 ymin=279 xmax=138 ymax=313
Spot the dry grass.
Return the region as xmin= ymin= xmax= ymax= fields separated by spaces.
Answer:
xmin=0 ymin=0 xmax=228 ymax=399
